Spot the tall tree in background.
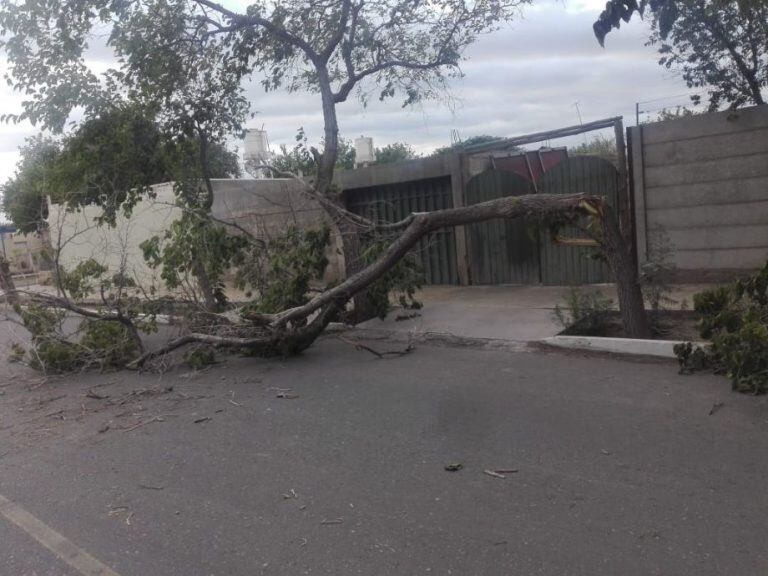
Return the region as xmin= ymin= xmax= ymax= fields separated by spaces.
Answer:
xmin=375 ymin=142 xmax=419 ymax=164
xmin=648 ymin=1 xmax=767 ymax=110
xmin=1 ymin=0 xmax=532 ymax=320
xmin=1 ymin=110 xmax=240 ymax=234
xmin=1 ymin=0 xmax=654 ymax=367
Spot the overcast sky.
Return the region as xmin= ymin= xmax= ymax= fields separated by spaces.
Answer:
xmin=0 ymin=0 xmax=698 ymax=186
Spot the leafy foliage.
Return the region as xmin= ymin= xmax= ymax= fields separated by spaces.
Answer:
xmin=10 ymin=259 xmax=152 ymax=372
xmin=141 ymin=211 xmax=249 ymax=309
xmin=570 ymin=134 xmax=617 ymax=157
xmin=375 ymin=142 xmax=419 ymax=164
xmin=184 ymin=346 xmax=217 ymax=370
xmin=361 ymin=239 xmax=424 ymax=319
xmin=266 ymin=128 xmax=356 ymax=177
xmin=432 ymin=135 xmax=519 ymax=157
xmin=1 ymin=136 xmax=59 ymax=234
xmin=553 ymin=287 xmax=615 ymax=336
xmin=647 ymin=1 xmax=767 ymax=110
xmin=654 ymin=106 xmax=702 ymax=122
xmin=236 ymin=225 xmax=331 ymax=315
xmin=1 ymin=109 xmax=241 ymax=232
xmin=594 ymin=1 xmax=681 ymax=46
xmin=675 ymin=262 xmax=768 ymax=394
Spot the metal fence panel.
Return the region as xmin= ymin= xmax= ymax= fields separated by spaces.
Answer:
xmin=345 ymin=176 xmax=459 ymax=285
xmin=465 ymin=170 xmax=541 ymax=285
xmin=538 ymin=156 xmax=618 ymax=285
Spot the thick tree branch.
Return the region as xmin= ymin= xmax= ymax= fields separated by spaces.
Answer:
xmin=192 ymin=0 xmax=320 ymax=62
xmin=272 ymin=193 xmax=601 ymax=328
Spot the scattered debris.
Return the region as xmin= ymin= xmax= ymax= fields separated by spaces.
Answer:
xmin=709 ymin=401 xmax=725 ymax=416
xmin=444 ymin=462 xmax=463 ymax=472
xmin=276 ymin=392 xmax=299 ymax=400
xmin=395 ymin=312 xmax=421 ymax=321
xmin=193 ymin=416 xmax=212 ymax=424
xmin=108 ymin=505 xmax=129 ymax=519
xmin=337 ymin=335 xmax=415 ymax=359
xmin=123 ymin=414 xmax=175 ymax=432
xmin=138 ymin=484 xmax=165 ymax=491
xmin=483 ymin=469 xmax=507 ymax=479
xmin=320 ymin=518 xmax=344 ymax=525
xmin=126 ymin=511 xmax=134 ymax=526
xmin=299 ymin=538 xmax=308 ymax=547
xmin=601 ymin=449 xmax=612 ymax=456
xmin=282 ymin=488 xmax=298 ymax=500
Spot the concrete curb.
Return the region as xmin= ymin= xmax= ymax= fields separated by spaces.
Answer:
xmin=541 ymin=335 xmax=707 ymax=358
xmin=339 ymin=326 xmax=531 ymax=353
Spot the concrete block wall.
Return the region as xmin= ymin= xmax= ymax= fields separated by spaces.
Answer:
xmin=630 ymin=105 xmax=768 ymax=280
xmin=48 ymin=178 xmax=344 ymax=298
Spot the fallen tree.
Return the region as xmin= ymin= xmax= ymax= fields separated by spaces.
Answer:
xmin=7 ymin=190 xmax=648 ymax=371
xmin=1 ymin=0 xmax=653 ymax=372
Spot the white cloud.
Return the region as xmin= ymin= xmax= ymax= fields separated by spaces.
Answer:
xmin=0 ymin=0 xmax=696 ymax=188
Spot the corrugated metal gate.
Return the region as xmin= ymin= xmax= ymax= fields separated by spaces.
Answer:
xmin=465 ymin=170 xmax=540 ymax=284
xmin=465 ymin=156 xmax=618 ymax=285
xmin=538 ymin=156 xmax=617 ymax=284
xmin=345 ymin=176 xmax=459 ymax=285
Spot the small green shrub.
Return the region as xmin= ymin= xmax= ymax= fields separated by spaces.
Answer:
xmin=553 ymin=287 xmax=614 ymax=336
xmin=184 ymin=346 xmax=217 ymax=370
xmin=361 ymin=239 xmax=424 ymax=320
xmin=80 ymin=320 xmax=140 ymax=368
xmin=236 ymin=225 xmax=331 ymax=316
xmin=675 ymin=262 xmax=768 ymax=394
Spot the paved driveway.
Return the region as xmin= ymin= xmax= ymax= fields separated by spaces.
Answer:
xmin=1 ymin=337 xmax=767 ymax=575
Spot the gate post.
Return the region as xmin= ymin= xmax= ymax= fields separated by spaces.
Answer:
xmin=448 ymin=150 xmax=471 ymax=285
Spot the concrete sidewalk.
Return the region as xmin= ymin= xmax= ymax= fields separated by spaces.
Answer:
xmin=358 ymin=284 xmax=708 ymax=343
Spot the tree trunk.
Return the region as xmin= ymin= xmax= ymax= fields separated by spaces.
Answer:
xmin=600 ymin=207 xmax=651 ymax=338
xmin=193 ymin=258 xmax=218 ymax=312
xmin=0 ymin=255 xmax=18 ymax=306
xmin=314 ymin=63 xmax=376 ymax=322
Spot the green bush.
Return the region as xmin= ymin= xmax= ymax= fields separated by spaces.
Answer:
xmin=184 ymin=346 xmax=217 ymax=370
xmin=675 ymin=262 xmax=768 ymax=394
xmin=360 ymin=239 xmax=424 ymax=320
xmin=553 ymin=287 xmax=614 ymax=336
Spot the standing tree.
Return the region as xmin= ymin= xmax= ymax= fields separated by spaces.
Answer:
xmin=375 ymin=142 xmax=419 ymax=164
xmin=1 ymin=0 xmax=535 ymax=320
xmin=1 ymin=0 xmax=652 ymax=370
xmin=647 ymin=0 xmax=767 ymax=110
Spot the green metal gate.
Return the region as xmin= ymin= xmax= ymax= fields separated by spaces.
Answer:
xmin=465 ymin=170 xmax=540 ymax=284
xmin=345 ymin=176 xmax=459 ymax=285
xmin=538 ymin=157 xmax=617 ymax=285
xmin=465 ymin=156 xmax=619 ymax=285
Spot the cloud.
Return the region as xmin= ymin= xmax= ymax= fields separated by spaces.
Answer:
xmin=0 ymin=0 xmax=696 ymax=186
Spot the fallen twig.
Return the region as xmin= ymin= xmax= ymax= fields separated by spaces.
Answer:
xmin=320 ymin=518 xmax=344 ymax=525
xmin=483 ymin=469 xmax=507 ymax=479
xmin=337 ymin=335 xmax=415 ymax=359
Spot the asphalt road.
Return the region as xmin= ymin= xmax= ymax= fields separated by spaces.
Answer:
xmin=1 ymin=336 xmax=767 ymax=575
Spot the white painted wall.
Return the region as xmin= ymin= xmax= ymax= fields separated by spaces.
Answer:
xmin=47 ymin=179 xmax=344 ymax=297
